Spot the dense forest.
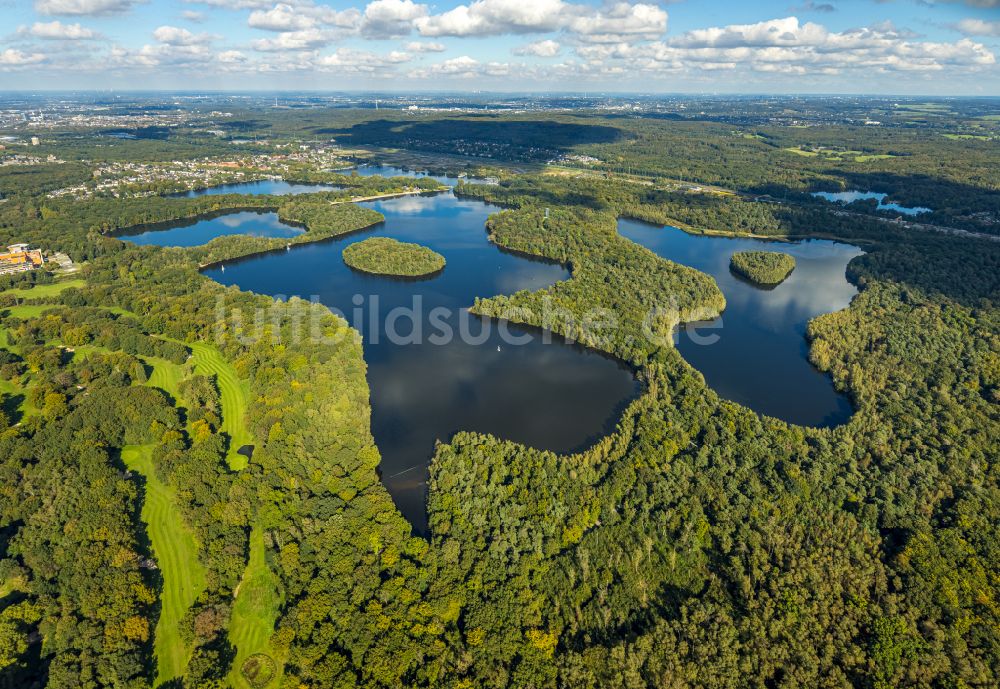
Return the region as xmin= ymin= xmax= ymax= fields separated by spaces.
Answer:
xmin=0 ymin=109 xmax=997 ymax=689
xmin=729 ymin=251 xmax=796 ymax=285
xmin=342 ymin=237 xmax=446 ymax=277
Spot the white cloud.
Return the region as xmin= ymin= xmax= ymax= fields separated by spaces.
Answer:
xmin=571 ymin=17 xmax=996 ymax=78
xmin=672 ymin=16 xmax=827 ymax=48
xmin=23 ymin=21 xmax=100 ymax=40
xmin=954 ymin=18 xmax=1000 ymax=37
xmin=108 ymin=41 xmax=215 ymax=69
xmin=514 ymin=39 xmax=561 ymax=57
xmin=410 ymin=54 xmax=511 ymax=77
xmin=252 ymin=29 xmax=337 ymax=51
xmin=11 ymin=3 xmax=1000 ymax=88
xmin=247 ymin=1 xmax=360 ymax=39
xmin=362 ymin=0 xmax=429 ymax=38
xmin=415 ymin=0 xmax=563 ymax=36
xmin=414 ymin=0 xmax=666 ymax=42
xmin=405 ymin=41 xmax=446 ymax=52
xmin=153 ymin=25 xmax=215 ymax=45
xmin=315 ymin=47 xmax=412 ymax=72
xmin=217 ymin=49 xmax=248 ymax=63
xmin=248 ymin=3 xmax=316 ymax=31
xmin=421 ymin=55 xmax=480 ymax=74
xmin=34 ymin=0 xmax=142 ymax=15
xmin=566 ymin=2 xmax=668 ymax=43
xmin=182 ymin=0 xmax=272 ymax=8
xmin=247 ymin=0 xmax=425 ymax=40
xmin=0 ymin=49 xmax=47 ymax=67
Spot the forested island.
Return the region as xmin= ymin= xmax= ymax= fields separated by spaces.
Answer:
xmin=0 ymin=96 xmax=997 ymax=689
xmin=729 ymin=250 xmax=796 ymax=285
xmin=342 ymin=237 xmax=446 ymax=277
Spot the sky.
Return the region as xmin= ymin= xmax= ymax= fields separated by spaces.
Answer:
xmin=1 ymin=0 xmax=999 ymax=94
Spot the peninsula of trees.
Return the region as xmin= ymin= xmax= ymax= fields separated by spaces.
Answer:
xmin=729 ymin=250 xmax=796 ymax=285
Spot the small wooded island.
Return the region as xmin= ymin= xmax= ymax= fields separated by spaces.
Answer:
xmin=730 ymin=250 xmax=796 ymax=285
xmin=342 ymin=236 xmax=446 ymax=277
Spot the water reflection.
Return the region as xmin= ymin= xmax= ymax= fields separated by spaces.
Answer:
xmin=618 ymin=218 xmax=863 ymax=428
xmin=171 ymin=179 xmax=342 ymax=197
xmin=122 ymin=210 xmax=304 ymax=247
xmin=198 ymin=193 xmax=641 ymax=531
xmin=124 ymin=192 xmax=865 ymax=525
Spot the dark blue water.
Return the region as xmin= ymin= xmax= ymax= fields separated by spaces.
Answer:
xmin=125 ymin=192 xmax=864 ymax=525
xmin=196 ymin=193 xmax=641 ymax=530
xmin=122 ymin=210 xmax=304 ymax=247
xmin=172 ymin=179 xmax=342 ymax=197
xmin=618 ymin=218 xmax=863 ymax=427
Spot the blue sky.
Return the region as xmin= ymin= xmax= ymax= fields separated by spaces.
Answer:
xmin=1 ymin=0 xmax=998 ymax=93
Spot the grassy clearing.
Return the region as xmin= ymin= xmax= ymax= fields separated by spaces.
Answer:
xmin=783 ymin=146 xmax=895 ymax=163
xmin=942 ymin=133 xmax=992 ymax=141
xmin=190 ymin=342 xmax=252 ymax=470
xmin=3 ymin=304 xmax=58 ymax=320
xmin=228 ymin=525 xmax=284 ymax=689
xmin=783 ymin=146 xmax=818 ymax=157
xmin=144 ymin=356 xmax=187 ymax=404
xmin=0 ymin=378 xmax=19 ymax=396
xmin=0 ymin=377 xmax=32 ymax=420
xmin=0 ymin=278 xmax=85 ymax=301
xmin=122 ymin=444 xmax=208 ymax=686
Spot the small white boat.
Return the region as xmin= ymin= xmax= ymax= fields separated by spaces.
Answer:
xmin=496 ymin=345 xmax=501 ymax=352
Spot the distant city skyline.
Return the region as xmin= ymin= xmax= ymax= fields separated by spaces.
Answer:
xmin=1 ymin=0 xmax=999 ymax=94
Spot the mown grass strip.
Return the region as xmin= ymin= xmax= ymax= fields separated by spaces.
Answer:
xmin=189 ymin=342 xmax=252 ymax=470
xmin=121 ymin=444 xmax=208 ymax=686
xmin=228 ymin=525 xmax=284 ymax=689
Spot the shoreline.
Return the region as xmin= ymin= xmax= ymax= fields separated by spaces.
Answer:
xmin=330 ymin=187 xmax=450 ymax=205
xmin=195 ymin=218 xmax=384 ymax=270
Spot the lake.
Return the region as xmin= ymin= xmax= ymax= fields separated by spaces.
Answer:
xmin=192 ymin=193 xmax=641 ymax=531
xmin=169 ymin=166 xmax=473 ymax=199
xmin=125 ymin=190 xmax=864 ymax=529
xmin=171 ymin=179 xmax=342 ymax=197
xmin=350 ymin=164 xmax=484 ymax=187
xmin=812 ymin=190 xmax=931 ymax=215
xmin=618 ymin=218 xmax=863 ymax=427
xmin=121 ymin=210 xmax=305 ymax=247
